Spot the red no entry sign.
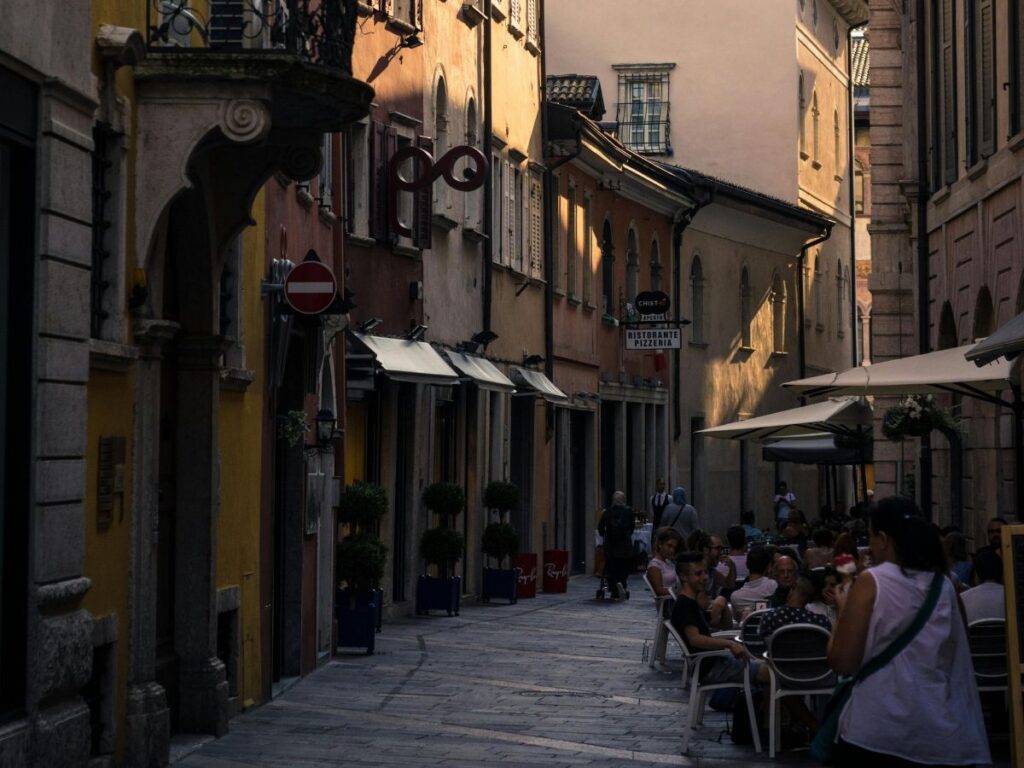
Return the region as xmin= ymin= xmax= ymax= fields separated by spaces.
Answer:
xmin=284 ymin=260 xmax=337 ymax=315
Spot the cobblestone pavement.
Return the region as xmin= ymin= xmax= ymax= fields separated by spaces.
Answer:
xmin=177 ymin=575 xmax=1012 ymax=768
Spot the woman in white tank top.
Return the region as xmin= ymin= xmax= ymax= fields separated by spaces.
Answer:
xmin=826 ymin=497 xmax=990 ymax=767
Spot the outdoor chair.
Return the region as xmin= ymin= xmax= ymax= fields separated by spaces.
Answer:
xmin=643 ymin=571 xmax=675 ymax=668
xmin=738 ymin=608 xmax=771 ymax=658
xmin=967 ymin=618 xmax=1009 ymax=694
xmin=664 ymin=619 xmax=763 ymax=755
xmin=764 ymin=623 xmax=835 ymax=758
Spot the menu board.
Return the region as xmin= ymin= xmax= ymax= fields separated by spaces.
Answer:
xmin=1002 ymin=527 xmax=1024 ymax=768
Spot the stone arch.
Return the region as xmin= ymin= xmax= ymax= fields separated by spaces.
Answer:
xmin=973 ymin=286 xmax=995 ymax=340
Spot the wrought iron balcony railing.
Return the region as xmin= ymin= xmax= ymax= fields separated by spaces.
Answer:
xmin=146 ymin=0 xmax=357 ymax=73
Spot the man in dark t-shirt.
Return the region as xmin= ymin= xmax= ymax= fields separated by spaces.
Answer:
xmin=670 ymin=552 xmax=769 ymax=686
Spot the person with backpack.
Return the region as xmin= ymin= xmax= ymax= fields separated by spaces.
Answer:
xmin=597 ymin=491 xmax=635 ymax=600
xmin=661 ymin=487 xmax=698 ymax=539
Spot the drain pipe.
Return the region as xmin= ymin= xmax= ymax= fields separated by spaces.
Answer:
xmin=482 ymin=0 xmax=493 ymax=333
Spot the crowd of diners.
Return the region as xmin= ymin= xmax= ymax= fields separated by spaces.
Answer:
xmin=633 ymin=496 xmax=1009 ymax=767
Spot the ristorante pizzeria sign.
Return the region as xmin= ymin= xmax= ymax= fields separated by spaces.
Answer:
xmin=623 ymin=327 xmax=682 ymax=350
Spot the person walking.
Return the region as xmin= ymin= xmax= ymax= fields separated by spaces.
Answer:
xmin=772 ymin=481 xmax=796 ymax=532
xmin=597 ymin=491 xmax=635 ymax=600
xmin=823 ymin=496 xmax=990 ymax=767
xmin=661 ymin=487 xmax=698 ymax=539
xmin=649 ymin=478 xmax=671 ymax=529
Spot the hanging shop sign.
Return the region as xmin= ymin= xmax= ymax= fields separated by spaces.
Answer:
xmin=284 ymin=259 xmax=338 ymax=315
xmin=389 ymin=144 xmax=488 ymax=238
xmin=624 ymin=327 xmax=681 ymax=350
xmin=634 ymin=290 xmax=671 ymax=319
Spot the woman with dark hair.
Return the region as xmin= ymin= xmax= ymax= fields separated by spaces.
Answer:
xmin=824 ymin=496 xmax=989 ymax=766
xmin=646 ymin=527 xmax=683 ymax=599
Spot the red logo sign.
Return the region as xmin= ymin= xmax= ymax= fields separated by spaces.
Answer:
xmin=544 ymin=562 xmax=569 ymax=580
xmin=517 ymin=566 xmax=537 ymax=585
xmin=284 ymin=260 xmax=337 ymax=315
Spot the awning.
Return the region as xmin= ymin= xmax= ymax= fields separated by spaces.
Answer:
xmin=444 ymin=351 xmax=516 ymax=393
xmin=782 ymin=344 xmax=1015 ymax=403
xmin=697 ymin=398 xmax=872 ymax=441
xmin=352 ymin=333 xmax=459 ymax=385
xmin=510 ymin=367 xmax=569 ymax=404
xmin=762 ymin=434 xmax=873 ymax=466
xmin=966 ymin=312 xmax=1024 ymax=366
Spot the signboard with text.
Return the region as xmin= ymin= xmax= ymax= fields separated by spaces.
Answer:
xmin=624 ymin=327 xmax=681 ymax=350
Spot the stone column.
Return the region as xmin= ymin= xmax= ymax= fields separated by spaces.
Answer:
xmin=125 ymin=319 xmax=178 ymax=768
xmin=174 ymin=335 xmax=229 ymax=737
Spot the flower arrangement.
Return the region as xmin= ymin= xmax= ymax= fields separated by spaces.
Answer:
xmin=833 ymin=554 xmax=858 ymax=578
xmin=881 ymin=395 xmax=960 ymax=442
xmin=278 ymin=410 xmax=309 ymax=447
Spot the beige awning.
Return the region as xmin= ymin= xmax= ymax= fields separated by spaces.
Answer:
xmin=782 ymin=344 xmax=1015 ymax=402
xmin=966 ymin=312 xmax=1024 ymax=366
xmin=698 ymin=398 xmax=872 ymax=442
xmin=444 ymin=351 xmax=516 ymax=393
xmin=510 ymin=367 xmax=569 ymax=404
xmin=353 ymin=333 xmax=459 ymax=385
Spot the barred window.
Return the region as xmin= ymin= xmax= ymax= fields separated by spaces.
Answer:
xmin=614 ymin=64 xmax=674 ymax=155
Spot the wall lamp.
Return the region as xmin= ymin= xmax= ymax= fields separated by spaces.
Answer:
xmin=471 ymin=330 xmax=499 ymax=346
xmin=523 ymin=353 xmax=545 ymax=367
xmin=314 ymin=409 xmax=339 ymax=447
xmin=399 ymin=33 xmax=423 ymax=49
xmin=406 ymin=324 xmax=428 ymax=341
xmin=357 ymin=317 xmax=382 ymax=333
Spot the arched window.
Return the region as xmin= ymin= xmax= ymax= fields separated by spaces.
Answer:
xmin=434 ymin=77 xmax=448 ymax=210
xmin=771 ymin=271 xmax=787 ymax=353
xmin=649 ymin=237 xmax=662 ymax=291
xmin=938 ymin=302 xmax=958 ymax=350
xmin=690 ymin=254 xmax=705 ymax=343
xmin=625 ymin=227 xmax=639 ymax=305
xmin=798 ymin=70 xmax=806 ymax=157
xmin=740 ymin=266 xmax=752 ymax=347
xmin=464 ymin=95 xmax=479 ymax=228
xmin=973 ymin=287 xmax=995 ymax=340
xmin=836 ymin=259 xmax=845 ymax=338
xmin=812 ymin=91 xmax=820 ymax=164
xmin=601 ymin=219 xmax=615 ymax=315
xmin=833 ymin=109 xmax=841 ymax=172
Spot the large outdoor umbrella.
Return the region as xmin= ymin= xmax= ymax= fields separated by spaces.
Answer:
xmin=782 ymin=343 xmax=1023 ymax=522
xmin=966 ymin=310 xmax=1024 ymax=366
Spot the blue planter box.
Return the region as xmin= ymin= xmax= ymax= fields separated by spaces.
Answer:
xmin=336 ymin=588 xmax=378 ymax=654
xmin=415 ymin=575 xmax=461 ymax=616
xmin=481 ymin=567 xmax=518 ymax=604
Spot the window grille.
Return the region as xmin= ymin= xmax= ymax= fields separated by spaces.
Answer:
xmin=91 ymin=125 xmax=115 ymax=339
xmin=615 ymin=67 xmax=672 ymax=155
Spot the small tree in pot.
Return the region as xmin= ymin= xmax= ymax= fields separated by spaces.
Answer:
xmin=336 ymin=482 xmax=388 ymax=653
xmin=481 ymin=521 xmax=520 ymax=603
xmin=416 ymin=482 xmax=465 ymax=616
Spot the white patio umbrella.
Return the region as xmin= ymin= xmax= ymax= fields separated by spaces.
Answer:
xmin=966 ymin=311 xmax=1024 ymax=366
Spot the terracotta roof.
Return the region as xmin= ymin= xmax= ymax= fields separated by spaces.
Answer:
xmin=852 ymin=35 xmax=869 ymax=87
xmin=545 ymin=74 xmax=605 ymax=120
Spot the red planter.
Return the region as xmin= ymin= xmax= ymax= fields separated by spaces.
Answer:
xmin=515 ymin=553 xmax=538 ymax=598
xmin=543 ymin=549 xmax=569 ymax=593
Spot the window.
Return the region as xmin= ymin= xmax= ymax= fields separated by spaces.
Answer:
xmin=771 ymin=272 xmax=787 ymax=353
xmin=509 ymin=0 xmax=523 ymax=37
xmin=625 ymin=227 xmax=639 ymax=305
xmin=601 ymin=219 xmax=615 ymax=315
xmin=813 ymin=257 xmax=823 ymax=330
xmin=798 ymin=71 xmax=807 ymax=158
xmin=813 ymin=0 xmax=818 ymax=27
xmin=492 ymin=154 xmax=503 ymax=264
xmin=650 ymin=237 xmax=662 ymax=292
xmin=836 ymin=260 xmax=845 ymax=339
xmin=811 ymin=91 xmax=820 ymax=165
xmin=528 ymin=171 xmax=543 ymax=279
xmin=930 ymin=0 xmax=958 ymax=188
xmin=833 ymin=109 xmax=840 ymax=174
xmin=525 ymin=0 xmax=540 ymax=52
xmin=317 ymin=132 xmax=334 ymax=212
xmin=566 ymin=182 xmax=577 ymax=297
xmin=434 ymin=77 xmax=448 ymax=213
xmin=513 ymin=165 xmax=524 ymax=273
xmin=582 ymin=194 xmax=593 ymax=304
xmin=396 ymin=134 xmax=414 ymax=243
xmin=345 ymin=121 xmax=370 ymax=238
xmin=690 ymin=254 xmax=705 ymax=343
xmin=391 ymin=0 xmax=419 ymax=28
xmin=91 ymin=124 xmax=115 ymax=340
xmin=614 ymin=64 xmax=674 ymax=155
xmin=463 ymin=98 xmax=479 ymax=229
xmin=854 ymin=160 xmax=865 ymax=213
xmin=739 ymin=266 xmax=752 ymax=347
xmin=966 ymin=0 xmax=996 ymax=163
xmin=220 ymin=233 xmax=246 ymax=371
xmin=1012 ymin=0 xmax=1023 ymax=136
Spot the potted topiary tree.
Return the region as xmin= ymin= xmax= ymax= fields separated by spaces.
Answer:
xmin=481 ymin=521 xmax=519 ymax=603
xmin=416 ymin=482 xmax=465 ymax=616
xmin=336 ymin=481 xmax=388 ymax=653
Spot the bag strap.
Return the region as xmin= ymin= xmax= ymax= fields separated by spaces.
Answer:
xmin=854 ymin=571 xmax=944 ymax=684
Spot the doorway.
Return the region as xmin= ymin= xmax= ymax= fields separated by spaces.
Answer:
xmin=569 ymin=411 xmax=590 ymax=573
xmin=509 ymin=397 xmax=534 ymax=553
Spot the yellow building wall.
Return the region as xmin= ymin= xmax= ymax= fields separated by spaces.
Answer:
xmin=82 ymin=368 xmax=135 ymax=760
xmin=216 ymin=195 xmax=266 ymax=710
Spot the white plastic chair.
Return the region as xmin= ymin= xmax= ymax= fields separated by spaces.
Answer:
xmin=967 ymin=618 xmax=1008 ymax=694
xmin=664 ymin=619 xmax=762 ymax=755
xmin=643 ymin=571 xmax=675 ymax=668
xmin=738 ymin=608 xmax=771 ymax=658
xmin=763 ymin=623 xmax=835 ymax=758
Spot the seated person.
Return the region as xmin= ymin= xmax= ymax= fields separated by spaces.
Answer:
xmin=944 ymin=531 xmax=973 ymax=587
xmin=670 ymin=552 xmax=770 ymax=686
xmin=961 ymin=549 xmax=1005 ymax=624
xmin=780 ymin=509 xmax=810 ymax=553
xmin=729 ymin=545 xmax=778 ymax=620
xmin=769 ymin=555 xmax=798 ymax=608
xmin=740 ymin=509 xmax=765 ymax=544
xmin=688 ymin=530 xmax=735 ymax=629
xmin=802 ymin=528 xmax=834 ymax=570
xmin=806 ymin=566 xmax=839 ymax=626
xmin=646 ymin=527 xmax=683 ymax=608
xmin=725 ymin=524 xmax=749 ymax=580
xmin=758 ymin=574 xmax=833 ymax=639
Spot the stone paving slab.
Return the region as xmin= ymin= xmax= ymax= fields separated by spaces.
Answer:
xmin=178 ymin=575 xmax=1012 ymax=767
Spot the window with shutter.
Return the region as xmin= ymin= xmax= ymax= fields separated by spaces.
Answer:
xmin=505 ymin=161 xmax=515 ymax=268
xmin=368 ymin=121 xmax=390 ymax=241
xmin=526 ymin=0 xmax=539 ymax=52
xmin=529 ymin=173 xmax=543 ymax=279
xmin=414 ymin=135 xmax=433 ymax=250
xmin=345 ymin=122 xmax=370 ymax=238
xmin=942 ymin=0 xmax=958 ymax=185
xmin=513 ymin=166 xmax=524 ymax=273
xmin=1011 ymin=0 xmax=1023 ymax=136
xmin=566 ymin=183 xmax=577 ymax=296
xmin=582 ymin=195 xmax=593 ymax=304
xmin=492 ymin=155 xmax=503 ymax=264
xmin=978 ymin=0 xmax=995 ymax=157
xmin=509 ymin=0 xmax=523 ymax=38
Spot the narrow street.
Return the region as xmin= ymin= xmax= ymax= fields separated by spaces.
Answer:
xmin=174 ymin=578 xmax=797 ymax=768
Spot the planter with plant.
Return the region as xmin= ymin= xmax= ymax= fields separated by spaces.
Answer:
xmin=416 ymin=482 xmax=465 ymax=616
xmin=336 ymin=481 xmax=388 ymax=653
xmin=882 ymin=395 xmax=961 ymax=442
xmin=481 ymin=521 xmax=520 ymax=603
